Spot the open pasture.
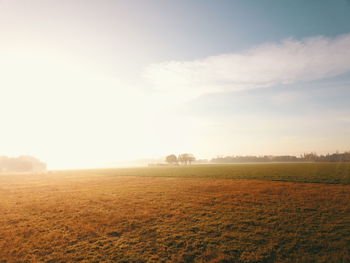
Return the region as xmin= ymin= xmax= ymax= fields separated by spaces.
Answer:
xmin=0 ymin=163 xmax=350 ymax=262
xmin=56 ymin=162 xmax=350 ymax=184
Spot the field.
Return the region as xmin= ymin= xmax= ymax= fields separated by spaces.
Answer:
xmin=0 ymin=163 xmax=350 ymax=262
xmin=56 ymin=162 xmax=350 ymax=184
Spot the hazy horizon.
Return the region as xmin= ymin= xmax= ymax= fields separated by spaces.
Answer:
xmin=1 ymin=0 xmax=350 ymax=169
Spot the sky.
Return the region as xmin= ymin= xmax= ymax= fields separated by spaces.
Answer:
xmin=1 ymin=0 xmax=350 ymax=169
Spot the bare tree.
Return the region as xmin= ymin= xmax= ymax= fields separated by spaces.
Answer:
xmin=178 ymin=153 xmax=196 ymax=165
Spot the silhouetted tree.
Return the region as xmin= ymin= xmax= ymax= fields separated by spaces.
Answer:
xmin=178 ymin=153 xmax=196 ymax=165
xmin=165 ymin=154 xmax=178 ymax=165
xmin=188 ymin=154 xmax=195 ymax=165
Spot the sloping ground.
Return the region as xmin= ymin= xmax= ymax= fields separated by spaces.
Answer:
xmin=0 ymin=173 xmax=349 ymax=262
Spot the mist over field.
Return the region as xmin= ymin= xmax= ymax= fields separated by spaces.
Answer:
xmin=1 ymin=0 xmax=350 ymax=262
xmin=1 ymin=1 xmax=350 ymax=169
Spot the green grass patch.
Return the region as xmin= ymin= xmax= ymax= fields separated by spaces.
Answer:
xmin=55 ymin=162 xmax=350 ymax=184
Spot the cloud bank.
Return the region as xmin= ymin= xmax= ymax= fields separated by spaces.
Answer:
xmin=145 ymin=34 xmax=350 ymax=98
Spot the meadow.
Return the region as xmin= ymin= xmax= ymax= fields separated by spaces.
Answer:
xmin=57 ymin=162 xmax=350 ymax=184
xmin=0 ymin=163 xmax=349 ymax=262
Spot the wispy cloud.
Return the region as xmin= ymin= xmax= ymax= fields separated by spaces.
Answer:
xmin=145 ymin=34 xmax=350 ymax=98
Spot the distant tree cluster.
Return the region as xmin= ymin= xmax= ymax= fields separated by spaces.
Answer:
xmin=211 ymin=151 xmax=350 ymax=163
xmin=301 ymin=152 xmax=350 ymax=162
xmin=0 ymin=155 xmax=47 ymax=173
xmin=211 ymin=155 xmax=298 ymax=163
xmin=165 ymin=153 xmax=196 ymax=165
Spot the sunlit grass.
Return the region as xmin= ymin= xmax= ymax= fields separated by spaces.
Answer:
xmin=0 ymin=163 xmax=349 ymax=262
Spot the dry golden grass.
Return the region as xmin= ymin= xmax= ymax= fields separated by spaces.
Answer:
xmin=0 ymin=171 xmax=349 ymax=262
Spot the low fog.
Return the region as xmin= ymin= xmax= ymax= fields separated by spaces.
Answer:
xmin=0 ymin=155 xmax=47 ymax=173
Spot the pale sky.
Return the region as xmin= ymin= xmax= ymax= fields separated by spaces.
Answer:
xmin=1 ymin=0 xmax=350 ymax=169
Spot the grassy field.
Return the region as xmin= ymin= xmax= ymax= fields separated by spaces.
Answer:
xmin=56 ymin=162 xmax=350 ymax=184
xmin=0 ymin=163 xmax=349 ymax=262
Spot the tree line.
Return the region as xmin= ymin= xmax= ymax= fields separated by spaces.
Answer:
xmin=0 ymin=155 xmax=47 ymax=173
xmin=165 ymin=151 xmax=350 ymax=166
xmin=166 ymin=153 xmax=196 ymax=165
xmin=211 ymin=151 xmax=350 ymax=163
